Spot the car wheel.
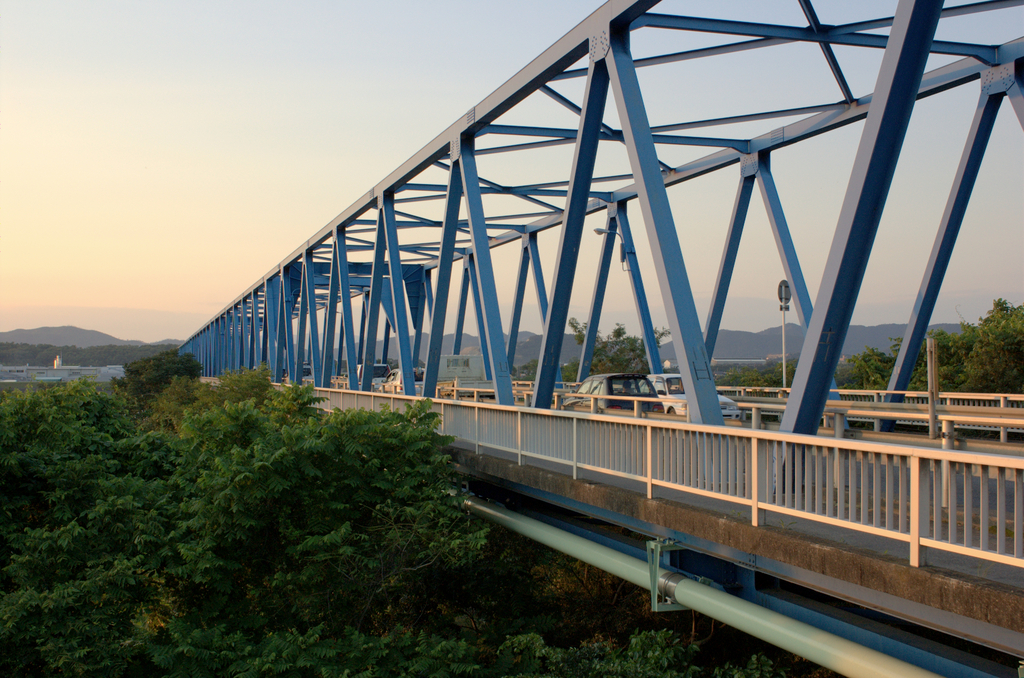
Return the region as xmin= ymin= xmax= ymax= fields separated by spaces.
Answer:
xmin=667 ymin=407 xmax=675 ymax=415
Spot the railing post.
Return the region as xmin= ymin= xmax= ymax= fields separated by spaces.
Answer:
xmin=1000 ymin=395 xmax=1008 ymax=443
xmin=634 ymin=399 xmax=642 ymax=418
xmin=751 ymin=406 xmax=761 ymax=431
xmin=646 ymin=423 xmax=653 ymax=499
xmin=475 ymin=402 xmax=480 ymax=455
xmin=517 ymin=410 xmax=523 ymax=466
xmin=589 ymin=395 xmax=596 ymax=414
xmin=751 ymin=437 xmax=765 ymax=526
xmin=572 ymin=417 xmax=578 ymax=480
xmin=910 ymin=455 xmax=928 ymax=567
xmin=873 ymin=392 xmax=882 ymax=431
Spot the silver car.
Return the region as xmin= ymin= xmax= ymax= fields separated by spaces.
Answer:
xmin=647 ymin=373 xmax=742 ymax=420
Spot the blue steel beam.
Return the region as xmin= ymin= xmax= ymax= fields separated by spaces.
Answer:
xmin=423 ymin=159 xmax=463 ymax=398
xmin=615 ymin=204 xmax=661 ymax=374
xmin=756 ymin=154 xmax=813 ymax=328
xmin=321 ymin=242 xmax=340 ymax=385
xmin=241 ymin=297 xmax=251 ymax=369
xmin=282 ymin=264 xmax=299 ymax=382
xmin=797 ymin=0 xmax=855 ymax=104
xmin=382 ymin=193 xmax=417 ymax=395
xmin=452 ymin=267 xmax=470 ymax=356
xmin=882 ymin=86 xmax=1005 ymax=420
xmin=634 ymin=13 xmax=996 ymax=64
xmin=410 ymin=268 xmax=427 ymax=370
xmin=528 ymin=232 xmax=549 ymax=324
xmin=533 ymin=49 xmax=609 ymax=408
xmin=782 ymin=0 xmax=943 ymax=435
xmin=303 ymin=249 xmax=323 ymax=386
xmin=334 ymin=229 xmax=359 ymax=387
xmin=356 ymin=292 xmax=367 ymax=368
xmin=577 ymin=209 xmax=618 ymax=382
xmin=359 ymin=213 xmax=387 ymax=391
xmin=506 ymin=237 xmax=531 ymax=372
xmin=606 ymin=28 xmax=723 ymax=425
xmin=267 ymin=274 xmax=283 ymax=381
xmin=466 ymin=255 xmax=493 ymax=381
xmin=705 ymin=173 xmax=754 ymax=359
xmin=459 ymin=140 xmax=514 ymax=405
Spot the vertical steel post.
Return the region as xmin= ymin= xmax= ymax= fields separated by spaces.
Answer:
xmin=782 ymin=0 xmax=943 ymax=434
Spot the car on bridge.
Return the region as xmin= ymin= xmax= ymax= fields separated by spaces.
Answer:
xmin=381 ymin=368 xmax=424 ymax=395
xmin=647 ymin=373 xmax=742 ymax=420
xmin=562 ymin=373 xmax=664 ymax=414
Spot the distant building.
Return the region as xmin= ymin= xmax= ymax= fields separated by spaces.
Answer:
xmin=0 ymin=357 xmax=125 ymax=383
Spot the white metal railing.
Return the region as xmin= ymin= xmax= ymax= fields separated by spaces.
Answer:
xmin=306 ymin=386 xmax=1024 ymax=571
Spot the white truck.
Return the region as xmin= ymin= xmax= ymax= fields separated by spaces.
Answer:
xmin=436 ymin=355 xmax=493 ymax=398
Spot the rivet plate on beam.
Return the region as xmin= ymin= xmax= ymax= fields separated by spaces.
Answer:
xmin=981 ymin=63 xmax=1014 ymax=95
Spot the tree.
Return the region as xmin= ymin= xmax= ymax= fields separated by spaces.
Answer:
xmin=565 ymin=319 xmax=670 ymax=380
xmin=113 ymin=349 xmax=202 ymax=418
xmin=843 ymin=299 xmax=1024 ymax=394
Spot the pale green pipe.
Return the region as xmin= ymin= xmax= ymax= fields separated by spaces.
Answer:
xmin=465 ymin=496 xmax=943 ymax=678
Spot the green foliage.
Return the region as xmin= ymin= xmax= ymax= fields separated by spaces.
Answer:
xmin=2 ymin=373 xmax=804 ymax=677
xmin=1 ymin=378 xmax=487 ymax=676
xmin=0 ymin=380 xmax=170 ymax=676
xmin=146 ymin=365 xmax=276 ymax=432
xmin=0 ymin=342 xmax=184 ymax=369
xmin=844 ymin=299 xmax=1024 ymax=394
xmin=716 ymin=362 xmax=798 ymax=389
xmin=503 ymin=629 xmax=701 ymax=678
xmin=564 ymin=319 xmax=670 ymax=381
xmin=113 ymin=349 xmax=203 ymax=418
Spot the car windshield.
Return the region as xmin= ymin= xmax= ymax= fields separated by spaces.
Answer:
xmin=608 ymin=377 xmax=655 ymax=396
xmin=373 ymin=365 xmax=390 ymax=378
xmin=664 ymin=377 xmax=685 ymax=395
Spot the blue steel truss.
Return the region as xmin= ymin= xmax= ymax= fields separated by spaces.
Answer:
xmin=182 ymin=0 xmax=1024 ymax=431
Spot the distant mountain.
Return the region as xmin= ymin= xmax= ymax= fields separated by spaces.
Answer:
xmin=0 ymin=326 xmax=180 ymax=348
xmin=659 ymin=322 xmax=962 ymax=362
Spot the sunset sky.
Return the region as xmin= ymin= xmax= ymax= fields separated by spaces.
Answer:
xmin=2 ymin=1 xmax=1022 ymax=344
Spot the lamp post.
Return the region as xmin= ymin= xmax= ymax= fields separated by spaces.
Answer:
xmin=778 ymin=280 xmax=791 ymax=389
xmin=593 ymin=227 xmax=627 ymax=269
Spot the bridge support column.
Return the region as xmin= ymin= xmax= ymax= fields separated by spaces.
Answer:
xmin=606 ymin=28 xmax=722 ymax=425
xmin=533 ymin=45 xmax=609 ymax=408
xmin=782 ymin=0 xmax=943 ymax=434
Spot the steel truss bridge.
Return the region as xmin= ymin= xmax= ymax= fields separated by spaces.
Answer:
xmin=183 ymin=1 xmax=1024 ymax=675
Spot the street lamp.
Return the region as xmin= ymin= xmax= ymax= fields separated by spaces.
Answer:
xmin=778 ymin=280 xmax=791 ymax=389
xmin=593 ymin=227 xmax=627 ymax=270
